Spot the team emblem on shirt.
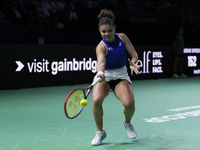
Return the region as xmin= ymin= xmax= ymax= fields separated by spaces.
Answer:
xmin=108 ymin=47 xmax=113 ymax=51
xmin=107 ymin=42 xmax=122 ymax=50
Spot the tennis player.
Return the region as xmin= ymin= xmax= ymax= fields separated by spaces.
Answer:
xmin=91 ymin=9 xmax=140 ymax=145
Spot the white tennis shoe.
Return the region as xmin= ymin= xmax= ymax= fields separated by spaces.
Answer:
xmin=172 ymin=73 xmax=179 ymax=78
xmin=180 ymin=73 xmax=187 ymax=78
xmin=123 ymin=122 xmax=137 ymax=139
xmin=91 ymin=129 xmax=107 ymax=146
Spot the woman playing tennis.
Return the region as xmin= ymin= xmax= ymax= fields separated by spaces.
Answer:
xmin=91 ymin=9 xmax=140 ymax=145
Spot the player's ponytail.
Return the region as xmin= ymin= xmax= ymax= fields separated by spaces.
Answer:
xmin=98 ymin=9 xmax=115 ymax=21
xmin=98 ymin=9 xmax=116 ymax=30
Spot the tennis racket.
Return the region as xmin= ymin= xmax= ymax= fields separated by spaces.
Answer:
xmin=64 ymin=77 xmax=100 ymax=119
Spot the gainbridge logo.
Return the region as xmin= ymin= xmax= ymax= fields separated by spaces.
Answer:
xmin=15 ymin=58 xmax=97 ymax=75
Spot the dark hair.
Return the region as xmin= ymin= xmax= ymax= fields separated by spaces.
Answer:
xmin=98 ymin=9 xmax=116 ymax=30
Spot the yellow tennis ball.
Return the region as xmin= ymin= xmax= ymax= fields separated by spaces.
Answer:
xmin=80 ymin=99 xmax=88 ymax=107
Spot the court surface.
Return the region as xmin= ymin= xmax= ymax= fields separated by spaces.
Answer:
xmin=0 ymin=76 xmax=200 ymax=150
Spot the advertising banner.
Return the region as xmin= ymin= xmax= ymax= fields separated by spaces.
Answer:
xmin=1 ymin=45 xmax=97 ymax=89
xmin=0 ymin=45 xmax=198 ymax=90
xmin=184 ymin=48 xmax=200 ymax=75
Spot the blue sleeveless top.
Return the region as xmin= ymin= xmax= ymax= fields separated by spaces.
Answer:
xmin=102 ymin=33 xmax=126 ymax=70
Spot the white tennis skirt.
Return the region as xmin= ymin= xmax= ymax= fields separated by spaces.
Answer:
xmin=93 ymin=66 xmax=132 ymax=84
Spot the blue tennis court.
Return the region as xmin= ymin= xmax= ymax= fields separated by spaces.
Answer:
xmin=0 ymin=76 xmax=200 ymax=150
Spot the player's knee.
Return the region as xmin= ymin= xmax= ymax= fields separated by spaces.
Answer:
xmin=123 ymin=99 xmax=135 ymax=110
xmin=93 ymin=97 xmax=104 ymax=107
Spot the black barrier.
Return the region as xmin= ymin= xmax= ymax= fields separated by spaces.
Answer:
xmin=130 ymin=45 xmax=174 ymax=80
xmin=1 ymin=45 xmax=199 ymax=90
xmin=1 ymin=44 xmax=97 ymax=90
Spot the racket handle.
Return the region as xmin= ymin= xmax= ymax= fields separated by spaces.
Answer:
xmin=91 ymin=77 xmax=101 ymax=86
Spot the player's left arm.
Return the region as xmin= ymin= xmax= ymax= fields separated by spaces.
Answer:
xmin=119 ymin=33 xmax=140 ymax=75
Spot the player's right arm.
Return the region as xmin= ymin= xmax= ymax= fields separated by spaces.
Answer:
xmin=96 ymin=42 xmax=107 ymax=82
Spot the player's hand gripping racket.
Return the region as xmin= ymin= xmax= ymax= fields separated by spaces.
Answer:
xmin=64 ymin=77 xmax=100 ymax=119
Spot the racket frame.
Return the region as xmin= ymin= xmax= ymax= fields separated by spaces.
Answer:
xmin=64 ymin=77 xmax=100 ymax=119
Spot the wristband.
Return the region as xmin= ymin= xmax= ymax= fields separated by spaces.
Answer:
xmin=97 ymin=71 xmax=104 ymax=75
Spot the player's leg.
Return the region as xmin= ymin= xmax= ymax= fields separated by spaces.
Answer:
xmin=178 ymin=56 xmax=187 ymax=77
xmin=92 ymin=81 xmax=110 ymax=131
xmin=91 ymin=81 xmax=110 ymax=146
xmin=114 ymin=80 xmax=137 ymax=138
xmin=179 ymin=56 xmax=185 ymax=75
xmin=173 ymin=56 xmax=180 ymax=77
xmin=114 ymin=80 xmax=135 ymax=123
